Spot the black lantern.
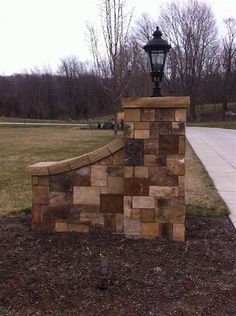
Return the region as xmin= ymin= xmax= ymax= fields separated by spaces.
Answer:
xmin=143 ymin=27 xmax=171 ymax=97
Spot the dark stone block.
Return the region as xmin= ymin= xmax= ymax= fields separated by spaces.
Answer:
xmin=149 ymin=167 xmax=178 ymax=186
xmin=50 ymin=174 xmax=73 ymax=192
xmin=159 ymin=135 xmax=179 ymax=154
xmin=100 ymin=194 xmax=123 ymax=213
xmin=107 ymin=165 xmax=124 ymax=177
xmin=160 ymin=223 xmax=173 ymax=239
xmin=124 ymin=139 xmax=144 ymax=166
xmin=71 ymin=166 xmax=91 ymax=186
xmin=159 ymin=122 xmax=172 ymax=135
xmin=172 ymin=122 xmax=185 ymax=135
xmin=124 ymin=178 xmax=149 ymax=196
xmin=43 ymin=205 xmax=73 ymax=221
xmin=156 ymin=109 xmax=175 ymax=121
xmin=144 ymin=139 xmax=159 ymax=155
xmin=104 ymin=213 xmax=116 ymax=232
xmin=150 ymin=122 xmax=159 ymax=139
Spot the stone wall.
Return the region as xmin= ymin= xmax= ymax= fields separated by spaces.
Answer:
xmin=28 ymin=96 xmax=189 ymax=241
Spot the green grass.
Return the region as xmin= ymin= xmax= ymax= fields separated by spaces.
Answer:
xmin=187 ymin=121 xmax=236 ymax=129
xmin=0 ymin=126 xmax=228 ymax=218
xmin=0 ymin=126 xmax=114 ymax=216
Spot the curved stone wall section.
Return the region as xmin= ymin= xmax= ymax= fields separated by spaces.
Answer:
xmin=28 ymin=138 xmax=125 ymax=233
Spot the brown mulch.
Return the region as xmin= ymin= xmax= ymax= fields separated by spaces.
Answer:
xmin=0 ymin=214 xmax=235 ymax=316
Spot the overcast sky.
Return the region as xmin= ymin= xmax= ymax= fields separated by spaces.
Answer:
xmin=0 ymin=0 xmax=235 ymax=75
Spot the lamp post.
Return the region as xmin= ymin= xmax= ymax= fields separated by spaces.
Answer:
xmin=143 ymin=27 xmax=171 ymax=97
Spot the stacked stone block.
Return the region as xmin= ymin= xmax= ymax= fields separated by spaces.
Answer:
xmin=123 ymin=97 xmax=189 ymax=241
xmin=29 ymin=139 xmax=124 ymax=234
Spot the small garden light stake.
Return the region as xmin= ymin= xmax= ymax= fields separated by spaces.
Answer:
xmin=98 ymin=257 xmax=110 ymax=291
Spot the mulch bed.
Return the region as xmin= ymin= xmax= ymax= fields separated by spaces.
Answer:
xmin=0 ymin=214 xmax=235 ymax=316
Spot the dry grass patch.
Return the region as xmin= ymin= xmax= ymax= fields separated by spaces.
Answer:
xmin=0 ymin=126 xmax=114 ymax=216
xmin=186 ymin=142 xmax=228 ymax=217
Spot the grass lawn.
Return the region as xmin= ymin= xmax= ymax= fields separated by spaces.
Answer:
xmin=187 ymin=120 xmax=236 ymax=129
xmin=0 ymin=126 xmax=228 ymax=218
xmin=197 ymin=102 xmax=235 ymax=114
xmin=0 ymin=126 xmax=114 ymax=216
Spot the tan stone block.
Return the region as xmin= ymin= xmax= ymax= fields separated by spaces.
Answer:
xmin=124 ymin=166 xmax=133 ymax=178
xmin=73 ymin=186 xmax=100 ymax=205
xmin=140 ymin=209 xmax=155 ymax=222
xmin=107 ymin=137 xmax=124 ymax=154
xmin=50 ymin=192 xmax=73 ymax=205
xmin=124 ymin=196 xmax=132 ymax=218
xmin=48 ymin=160 xmax=70 ymax=175
xmin=179 ymin=136 xmax=186 ymax=154
xmin=122 ymin=97 xmax=190 ymax=108
xmin=107 ymin=177 xmax=124 ymax=194
xmin=68 ymin=222 xmax=90 ymax=233
xmin=134 ymin=166 xmax=148 ymax=178
xmin=175 ymin=109 xmax=187 ymax=122
xmin=116 ymin=213 xmax=124 ymax=233
xmin=141 ymin=109 xmax=155 ymax=121
xmin=91 ymin=165 xmax=107 ymax=186
xmin=134 ymin=129 xmax=150 ymax=139
xmin=32 ymin=176 xmax=39 ymax=186
xmin=55 ymin=220 xmax=68 ymax=232
xmin=172 ymin=122 xmax=185 ymax=135
xmin=178 ymin=176 xmax=185 ymax=197
xmin=131 ymin=209 xmax=140 ymax=220
xmin=144 ymin=155 xmax=158 ymax=166
xmin=124 ymin=108 xmax=141 ymax=121
xmin=166 ymin=155 xmax=185 ymax=176
xmin=141 ymin=223 xmax=159 ymax=237
xmin=88 ymin=146 xmax=110 ymax=164
xmin=38 ymin=176 xmax=49 ymax=186
xmin=101 ymin=187 xmax=109 ymax=194
xmin=32 ymin=186 xmax=49 ymax=204
xmin=98 ymin=155 xmax=113 ymax=165
xmin=69 ymin=154 xmax=90 ymax=170
xmin=132 ymin=196 xmax=155 ymax=209
xmin=149 ymin=186 xmax=178 ymax=197
xmin=173 ymin=223 xmax=185 ymax=241
xmin=124 ymin=122 xmax=134 ymax=138
xmin=135 ymin=121 xmax=150 ymax=129
xmin=112 ymin=149 xmax=124 ymax=165
xmin=124 ymin=218 xmax=141 ymax=236
xmin=27 ymin=161 xmax=55 ymax=176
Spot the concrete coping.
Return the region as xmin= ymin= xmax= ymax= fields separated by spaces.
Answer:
xmin=122 ymin=96 xmax=190 ymax=108
xmin=27 ymin=136 xmax=124 ymax=176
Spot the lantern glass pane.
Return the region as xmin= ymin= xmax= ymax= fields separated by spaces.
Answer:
xmin=151 ymin=50 xmax=165 ymax=72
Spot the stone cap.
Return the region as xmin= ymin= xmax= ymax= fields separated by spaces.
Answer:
xmin=122 ymin=96 xmax=190 ymax=108
xmin=27 ymin=137 xmax=124 ymax=176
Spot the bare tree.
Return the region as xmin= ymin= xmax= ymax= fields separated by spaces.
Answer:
xmin=221 ymin=18 xmax=236 ymax=118
xmin=159 ymin=0 xmax=218 ymax=119
xmin=87 ymin=0 xmax=133 ymax=135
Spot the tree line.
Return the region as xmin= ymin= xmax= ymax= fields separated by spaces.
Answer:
xmin=0 ymin=0 xmax=235 ymax=121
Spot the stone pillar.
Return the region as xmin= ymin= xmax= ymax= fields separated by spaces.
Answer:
xmin=122 ymin=97 xmax=189 ymax=241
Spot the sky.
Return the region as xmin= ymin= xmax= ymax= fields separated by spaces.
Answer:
xmin=0 ymin=0 xmax=235 ymax=75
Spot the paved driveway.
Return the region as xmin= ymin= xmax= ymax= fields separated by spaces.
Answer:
xmin=187 ymin=127 xmax=236 ymax=228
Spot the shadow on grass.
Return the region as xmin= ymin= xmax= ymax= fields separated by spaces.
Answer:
xmin=186 ymin=203 xmax=229 ymax=218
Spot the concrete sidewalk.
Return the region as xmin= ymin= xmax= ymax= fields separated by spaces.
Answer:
xmin=186 ymin=127 xmax=236 ymax=228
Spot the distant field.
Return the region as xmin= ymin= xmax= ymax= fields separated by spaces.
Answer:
xmin=187 ymin=121 xmax=236 ymax=129
xmin=197 ymin=102 xmax=235 ymax=114
xmin=0 ymin=126 xmax=228 ymax=217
